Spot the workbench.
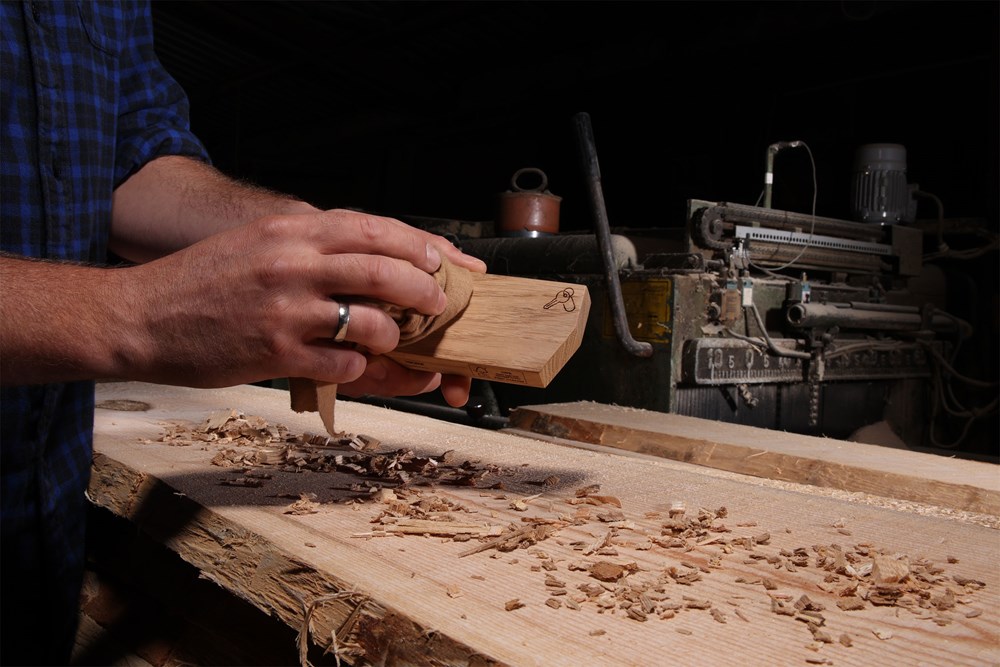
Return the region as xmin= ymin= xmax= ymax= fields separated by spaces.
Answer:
xmin=86 ymin=382 xmax=999 ymax=666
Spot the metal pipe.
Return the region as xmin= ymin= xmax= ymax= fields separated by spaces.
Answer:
xmin=763 ymin=141 xmax=802 ymax=209
xmin=786 ymin=301 xmax=962 ymax=333
xmin=349 ymin=396 xmax=509 ymax=430
xmin=747 ymin=303 xmax=812 ymax=359
xmin=572 ymin=112 xmax=653 ymax=358
xmin=763 ymin=147 xmax=776 ymax=209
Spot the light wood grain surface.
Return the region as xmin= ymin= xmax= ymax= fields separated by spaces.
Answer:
xmin=90 ymin=382 xmax=999 ymax=667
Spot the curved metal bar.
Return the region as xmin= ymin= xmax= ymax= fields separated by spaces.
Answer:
xmin=572 ymin=112 xmax=653 ymax=358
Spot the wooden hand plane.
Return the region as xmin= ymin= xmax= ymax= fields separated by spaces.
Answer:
xmin=288 ymin=272 xmax=590 ymax=435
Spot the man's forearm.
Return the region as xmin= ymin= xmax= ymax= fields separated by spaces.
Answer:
xmin=110 ymin=155 xmax=319 ymax=263
xmin=0 ymin=255 xmax=144 ymax=384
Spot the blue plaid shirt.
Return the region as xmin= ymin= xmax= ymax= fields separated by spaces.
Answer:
xmin=1 ymin=1 xmax=208 ymax=661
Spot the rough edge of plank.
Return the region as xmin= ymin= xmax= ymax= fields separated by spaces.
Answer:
xmin=506 ymin=404 xmax=1000 ymax=517
xmin=88 ymin=452 xmax=504 ymax=667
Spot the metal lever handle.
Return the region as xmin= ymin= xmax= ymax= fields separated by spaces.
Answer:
xmin=572 ymin=112 xmax=653 ymax=358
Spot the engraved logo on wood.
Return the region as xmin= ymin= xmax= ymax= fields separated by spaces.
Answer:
xmin=544 ymin=287 xmax=577 ymax=312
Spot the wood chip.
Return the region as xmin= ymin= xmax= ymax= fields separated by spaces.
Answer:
xmin=872 ymin=554 xmax=910 ymax=584
xmin=794 ymin=595 xmax=825 ymax=612
xmin=837 ymin=596 xmax=866 ymax=611
xmin=458 ymin=526 xmax=541 ymax=557
xmin=809 ymin=625 xmax=833 ymax=643
xmin=771 ymin=598 xmax=796 ymax=616
xmin=509 ymin=493 xmax=543 ymax=511
xmin=954 ymin=574 xmax=986 ymax=588
xmin=284 ymin=494 xmax=320 ymax=514
xmin=382 ymin=519 xmax=502 ymax=537
xmin=589 ymin=561 xmax=632 ymax=582
xmin=626 ymin=607 xmax=647 ymax=622
xmin=596 ymin=509 xmax=625 ymax=522
xmin=504 ymin=599 xmax=524 ymax=611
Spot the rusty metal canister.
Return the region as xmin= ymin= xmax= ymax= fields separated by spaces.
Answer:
xmin=497 ymin=167 xmax=561 ymax=237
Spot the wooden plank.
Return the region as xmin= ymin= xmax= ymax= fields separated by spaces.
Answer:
xmin=91 ymin=382 xmax=1000 ymax=667
xmin=507 ymin=402 xmax=1000 ymax=516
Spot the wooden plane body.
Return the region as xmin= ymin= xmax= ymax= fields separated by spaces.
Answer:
xmin=388 ymin=273 xmax=590 ymax=388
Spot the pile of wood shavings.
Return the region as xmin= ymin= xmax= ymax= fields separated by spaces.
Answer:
xmin=154 ymin=408 xmax=376 ymax=455
xmin=148 ymin=408 xmax=513 ymax=510
xmin=501 ymin=498 xmax=744 ymax=622
xmin=354 ymin=486 xmax=506 ymax=540
xmin=443 ymin=483 xmax=991 ymax=661
xmin=354 ymin=485 xmax=985 ymax=648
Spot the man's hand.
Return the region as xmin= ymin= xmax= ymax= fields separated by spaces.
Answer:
xmin=109 ymin=156 xmax=484 ymax=406
xmin=0 ymin=209 xmax=485 ymax=406
xmin=122 ymin=209 xmax=486 ymax=391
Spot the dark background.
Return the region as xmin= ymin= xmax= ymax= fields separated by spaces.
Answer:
xmin=149 ymin=0 xmax=998 ymax=455
xmin=151 ymin=0 xmax=998 ymax=232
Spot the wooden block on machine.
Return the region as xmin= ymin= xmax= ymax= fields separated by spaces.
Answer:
xmin=388 ymin=272 xmax=590 ymax=388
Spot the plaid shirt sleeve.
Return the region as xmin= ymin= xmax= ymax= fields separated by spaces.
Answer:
xmin=1 ymin=0 xmax=209 ymax=262
xmin=113 ymin=0 xmax=210 ymax=186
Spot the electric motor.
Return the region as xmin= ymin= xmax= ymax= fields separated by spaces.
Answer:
xmin=851 ymin=143 xmax=914 ymax=224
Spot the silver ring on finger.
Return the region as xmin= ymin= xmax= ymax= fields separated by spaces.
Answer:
xmin=333 ymin=302 xmax=351 ymax=343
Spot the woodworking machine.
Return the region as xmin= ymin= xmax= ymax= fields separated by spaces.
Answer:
xmin=456 ymin=204 xmax=949 ymax=446
xmin=392 ymin=120 xmax=998 ymax=456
